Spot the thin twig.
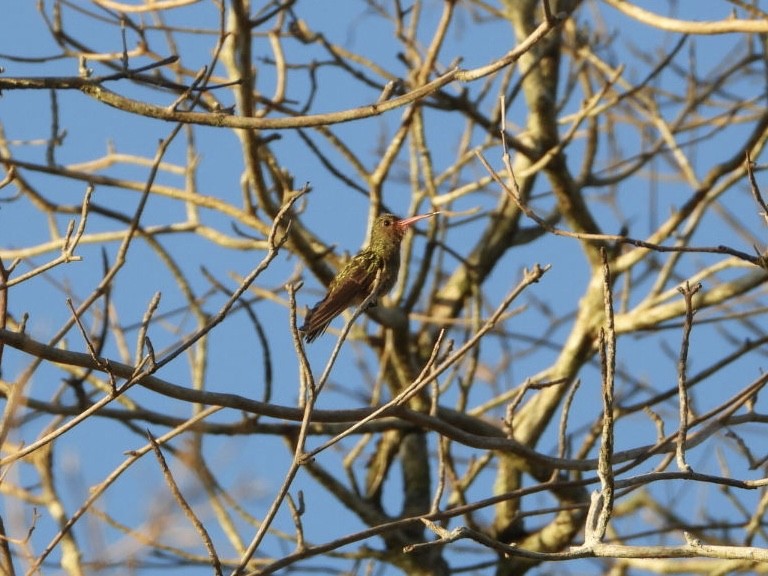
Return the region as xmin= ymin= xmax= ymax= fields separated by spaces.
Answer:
xmin=584 ymin=249 xmax=616 ymax=546
xmin=675 ymin=281 xmax=701 ymax=472
xmin=745 ymin=151 xmax=768 ymax=217
xmin=0 ymin=185 xmax=93 ymax=289
xmin=135 ymin=292 xmax=162 ymax=363
xmin=146 ymin=430 xmax=222 ymax=576
xmin=557 ymin=379 xmax=580 ymax=460
xmin=476 ymin=150 xmax=761 ymax=266
xmin=285 ymin=491 xmax=306 ymax=552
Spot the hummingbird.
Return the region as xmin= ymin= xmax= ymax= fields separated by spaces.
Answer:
xmin=300 ymin=212 xmax=438 ymax=343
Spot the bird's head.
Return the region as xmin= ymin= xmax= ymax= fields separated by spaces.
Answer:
xmin=370 ymin=212 xmax=439 ymax=250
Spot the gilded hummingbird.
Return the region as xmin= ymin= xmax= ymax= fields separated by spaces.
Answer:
xmin=300 ymin=212 xmax=438 ymax=343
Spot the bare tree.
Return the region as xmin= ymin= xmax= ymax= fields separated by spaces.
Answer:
xmin=1 ymin=1 xmax=768 ymax=574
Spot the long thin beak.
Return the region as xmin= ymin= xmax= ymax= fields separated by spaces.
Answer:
xmin=396 ymin=211 xmax=440 ymax=229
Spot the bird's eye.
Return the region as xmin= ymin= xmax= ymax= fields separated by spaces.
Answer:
xmin=384 ymin=219 xmax=391 ymax=226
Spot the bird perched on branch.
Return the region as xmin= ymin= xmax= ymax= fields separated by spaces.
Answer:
xmin=300 ymin=212 xmax=438 ymax=343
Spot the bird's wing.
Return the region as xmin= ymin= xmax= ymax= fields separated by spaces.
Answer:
xmin=304 ymin=277 xmax=367 ymax=335
xmin=301 ymin=268 xmax=379 ymax=342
